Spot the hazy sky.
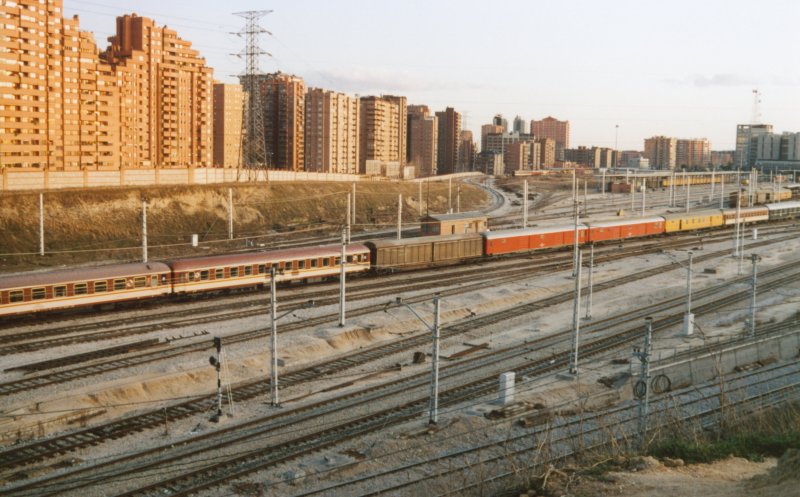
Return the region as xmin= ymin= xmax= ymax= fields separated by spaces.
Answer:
xmin=64 ymin=0 xmax=800 ymax=150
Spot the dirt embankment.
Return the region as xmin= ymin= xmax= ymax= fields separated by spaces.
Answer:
xmin=0 ymin=181 xmax=488 ymax=272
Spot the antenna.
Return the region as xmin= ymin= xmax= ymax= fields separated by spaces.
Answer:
xmin=233 ymin=10 xmax=272 ymax=169
xmin=751 ymin=88 xmax=762 ymax=124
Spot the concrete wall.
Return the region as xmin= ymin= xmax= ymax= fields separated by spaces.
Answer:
xmin=0 ymin=167 xmax=364 ymax=192
xmin=650 ymin=330 xmax=800 ymax=389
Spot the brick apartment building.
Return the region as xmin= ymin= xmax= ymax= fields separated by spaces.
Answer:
xmin=304 ymin=88 xmax=359 ymax=174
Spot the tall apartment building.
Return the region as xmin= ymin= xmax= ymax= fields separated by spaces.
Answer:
xmin=505 ymin=142 xmax=532 ymax=171
xmin=304 ymin=88 xmax=359 ymax=174
xmin=565 ymin=146 xmax=601 ymax=168
xmin=676 ymin=138 xmax=710 ymax=168
xmin=407 ymin=105 xmax=438 ymax=177
xmin=531 ymin=117 xmax=570 ymax=161
xmin=643 ymin=136 xmax=677 ymax=170
xmin=213 ymin=84 xmax=243 ymax=168
xmin=735 ymin=124 xmax=773 ymax=169
xmin=536 ymin=138 xmax=556 ymax=168
xmin=105 ymin=14 xmax=213 ymax=168
xmin=458 ymin=130 xmax=476 ymax=171
xmin=492 ymin=114 xmax=508 ymax=132
xmin=359 ymin=95 xmax=407 ymax=172
xmin=0 ymin=1 xmax=119 ymax=169
xmin=513 ymin=115 xmax=527 ymax=134
xmin=436 ymin=107 xmax=461 ymax=175
xmin=249 ymin=72 xmax=306 ymax=171
xmin=481 ymin=124 xmax=504 ymax=152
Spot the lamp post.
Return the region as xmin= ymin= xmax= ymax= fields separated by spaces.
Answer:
xmin=268 ymin=265 xmax=315 ymax=407
xmin=390 ymin=296 xmax=441 ymax=425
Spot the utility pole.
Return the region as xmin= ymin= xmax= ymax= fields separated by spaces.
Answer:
xmin=572 ymin=168 xmax=577 ymax=202
xmin=710 ymin=168 xmax=715 ymax=201
xmin=641 ymin=182 xmax=646 ymax=216
xmin=429 ymin=296 xmax=441 ymax=425
xmin=339 ymin=228 xmax=346 ymax=327
xmin=448 ymin=178 xmax=452 ymax=213
xmin=352 ymin=182 xmax=356 ymax=229
xmin=228 ymin=188 xmax=234 ymax=240
xmin=523 ymin=180 xmax=528 ymax=228
xmin=572 ymin=200 xmax=580 ymax=277
xmin=269 ymin=266 xmax=280 ymax=407
xmin=601 ymin=168 xmax=606 ymax=197
xmin=583 ymin=180 xmax=588 ymax=217
xmin=738 ymin=225 xmax=746 ymax=275
xmin=142 ymin=198 xmax=148 ymax=263
xmin=39 ymin=192 xmax=44 ymax=256
xmin=720 ymin=174 xmax=725 ymax=208
xmin=584 ymin=244 xmax=594 ymax=320
xmin=418 ymin=180 xmax=423 ymax=216
xmin=397 ymin=194 xmax=402 ymax=240
xmin=630 ymin=176 xmax=635 ymax=210
xmin=733 ymin=188 xmax=742 ymax=256
xmin=568 ymin=249 xmax=583 ymax=375
xmin=346 ymin=193 xmax=351 ymax=243
xmin=210 ymin=336 xmax=223 ymax=422
xmin=749 ymin=254 xmax=759 ymax=337
xmin=683 ymin=251 xmax=694 ymax=336
xmin=685 ymin=176 xmax=691 ymax=213
xmin=634 ymin=318 xmax=653 ymax=451
xmin=669 ymin=172 xmax=675 ymax=207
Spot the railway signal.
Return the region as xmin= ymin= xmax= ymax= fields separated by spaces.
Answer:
xmin=210 ymin=336 xmax=223 ymax=422
xmin=633 ymin=317 xmax=653 ymax=451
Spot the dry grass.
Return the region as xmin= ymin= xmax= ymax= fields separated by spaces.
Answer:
xmin=0 ymin=181 xmax=488 ymax=271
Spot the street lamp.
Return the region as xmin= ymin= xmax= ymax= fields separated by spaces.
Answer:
xmin=387 ymin=295 xmax=441 ymax=425
xmin=268 ymin=265 xmax=315 ymax=407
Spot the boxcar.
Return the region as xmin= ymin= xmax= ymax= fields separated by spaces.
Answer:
xmin=170 ymin=244 xmax=370 ymax=294
xmin=662 ymin=209 xmax=725 ymax=233
xmin=483 ymin=225 xmax=587 ymax=256
xmin=586 ymin=217 xmax=665 ymax=243
xmin=0 ymin=262 xmax=172 ymax=317
xmin=365 ymin=234 xmax=483 ymax=270
xmin=721 ymin=206 xmax=769 ymax=226
xmin=765 ymin=201 xmax=800 ymax=221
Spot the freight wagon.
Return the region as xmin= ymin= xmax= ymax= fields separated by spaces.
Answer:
xmin=585 ymin=217 xmax=665 ymax=242
xmin=483 ymin=226 xmax=588 ymax=256
xmin=365 ymin=234 xmax=483 ymax=270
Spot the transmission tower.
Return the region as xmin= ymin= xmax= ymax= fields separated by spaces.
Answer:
xmin=233 ymin=10 xmax=272 ymax=169
xmin=751 ymin=88 xmax=762 ymax=124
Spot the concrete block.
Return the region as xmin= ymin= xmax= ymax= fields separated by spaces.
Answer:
xmin=499 ymin=372 xmax=515 ymax=405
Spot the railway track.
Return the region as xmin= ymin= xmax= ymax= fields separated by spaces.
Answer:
xmin=3 ymin=222 xmax=794 ymax=361
xmin=2 ymin=259 xmax=798 ymax=495
xmin=2 ymin=227 xmax=794 ymax=397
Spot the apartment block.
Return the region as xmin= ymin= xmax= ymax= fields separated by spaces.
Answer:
xmin=565 ymin=146 xmax=601 ymax=168
xmin=251 ymin=72 xmax=305 ymax=171
xmin=359 ymin=95 xmax=407 ymax=173
xmin=213 ymin=84 xmax=243 ymax=168
xmin=0 ymin=2 xmax=213 ymax=170
xmin=531 ymin=116 xmax=570 ymax=161
xmin=407 ymin=105 xmax=437 ymax=177
xmin=481 ymin=124 xmax=504 ymax=152
xmin=536 ymin=138 xmax=556 ymax=168
xmin=458 ymin=130 xmax=476 ymax=171
xmin=105 ymin=14 xmax=213 ymax=168
xmin=643 ymin=136 xmax=677 ymax=170
xmin=504 ymin=142 xmax=531 ymax=172
xmin=436 ymin=107 xmax=461 ymax=175
xmin=305 ymin=88 xmax=359 ymax=174
xmin=676 ymin=138 xmax=710 ymax=168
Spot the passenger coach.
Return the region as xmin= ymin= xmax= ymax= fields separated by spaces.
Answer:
xmin=170 ymin=244 xmax=370 ymax=294
xmin=0 ymin=262 xmax=171 ymax=317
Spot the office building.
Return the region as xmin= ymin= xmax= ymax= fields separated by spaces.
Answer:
xmin=513 ymin=115 xmax=527 ymax=134
xmin=734 ymin=124 xmax=773 ymax=169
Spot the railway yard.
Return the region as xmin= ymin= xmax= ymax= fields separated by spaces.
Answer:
xmin=2 ymin=176 xmax=800 ymax=496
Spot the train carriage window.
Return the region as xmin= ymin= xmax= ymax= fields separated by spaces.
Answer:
xmin=9 ymin=290 xmax=23 ymax=303
xmin=322 ymin=257 xmax=330 ymax=267
xmin=298 ymin=260 xmax=306 ymax=270
xmin=230 ymin=267 xmax=239 ymax=278
xmin=95 ymin=281 xmax=108 ymax=293
xmin=258 ymin=264 xmax=266 ymax=274
xmin=133 ymin=276 xmax=147 ymax=288
xmin=310 ymin=259 xmax=318 ymax=268
xmin=334 ymin=257 xmax=342 ymax=265
xmin=347 ymin=255 xmax=354 ymax=263
xmin=74 ymin=283 xmax=88 ymax=295
xmin=160 ymin=274 xmax=168 ymax=285
xmin=244 ymin=266 xmax=253 ymax=276
xmin=113 ymin=279 xmax=126 ymax=291
xmin=200 ymin=270 xmax=209 ymax=281
xmin=54 ymin=286 xmax=67 ymax=298
xmin=32 ymin=288 xmax=46 ymax=300
xmin=215 ymin=268 xmax=224 ymax=280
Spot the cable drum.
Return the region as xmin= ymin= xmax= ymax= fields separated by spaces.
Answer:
xmin=651 ymin=374 xmax=672 ymax=394
xmin=633 ymin=380 xmax=647 ymax=399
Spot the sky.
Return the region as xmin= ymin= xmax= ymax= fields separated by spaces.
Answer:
xmin=63 ymin=0 xmax=800 ymax=151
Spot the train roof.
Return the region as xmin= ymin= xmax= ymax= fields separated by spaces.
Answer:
xmin=483 ymin=225 xmax=586 ymax=240
xmin=169 ymin=244 xmax=370 ymax=271
xmin=721 ymin=206 xmax=769 ymax=214
xmin=422 ymin=211 xmax=487 ymax=221
xmin=0 ymin=261 xmax=171 ymax=290
xmin=585 ymin=217 xmax=664 ymax=228
xmin=660 ymin=209 xmax=722 ymax=220
xmin=765 ymin=201 xmax=800 ymax=211
xmin=365 ymin=233 xmax=483 ymax=249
